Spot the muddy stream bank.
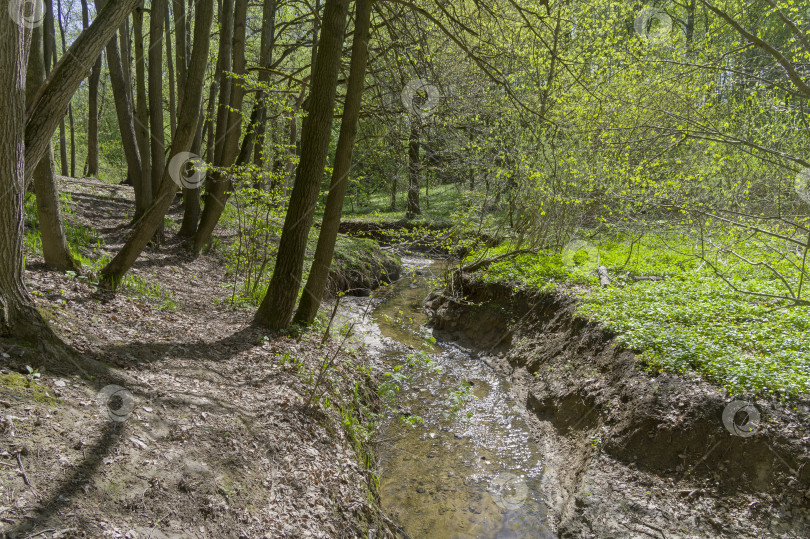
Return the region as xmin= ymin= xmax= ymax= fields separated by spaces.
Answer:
xmin=342 ymin=258 xmax=551 ymax=538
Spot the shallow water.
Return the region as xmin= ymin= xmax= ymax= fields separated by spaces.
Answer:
xmin=347 ymin=257 xmax=553 ymax=538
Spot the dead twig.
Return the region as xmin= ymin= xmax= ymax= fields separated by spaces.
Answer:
xmin=15 ymin=452 xmax=40 ymax=498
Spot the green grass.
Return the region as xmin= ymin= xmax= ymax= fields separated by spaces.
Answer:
xmin=466 ymin=234 xmax=810 ymax=398
xmin=340 ymin=182 xmax=464 ymax=226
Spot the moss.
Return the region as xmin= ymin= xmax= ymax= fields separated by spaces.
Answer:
xmin=0 ymin=372 xmax=60 ymax=405
xmin=331 ymin=236 xmax=402 ymax=294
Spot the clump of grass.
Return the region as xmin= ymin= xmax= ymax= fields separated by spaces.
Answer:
xmin=24 ymin=192 xmax=107 ymax=267
xmin=122 ymin=274 xmax=178 ymax=311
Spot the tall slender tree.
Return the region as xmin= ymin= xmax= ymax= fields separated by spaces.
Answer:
xmin=148 ymin=0 xmax=166 ymax=239
xmin=82 ymin=0 xmax=102 ymax=177
xmin=98 ymin=0 xmax=143 ymax=210
xmin=55 ymin=0 xmax=76 ymax=177
xmin=133 ymin=3 xmax=151 ymax=213
xmin=293 ymin=0 xmax=372 ymax=325
xmin=407 ymin=123 xmax=421 ymax=217
xmin=253 ymin=0 xmax=350 ymax=330
xmin=190 ymin=0 xmax=248 ymax=252
xmin=100 ymin=0 xmax=215 ymax=285
xmin=26 ymin=21 xmax=80 ymax=271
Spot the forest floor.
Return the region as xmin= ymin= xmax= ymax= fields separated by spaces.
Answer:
xmin=0 ymin=178 xmax=385 ymax=538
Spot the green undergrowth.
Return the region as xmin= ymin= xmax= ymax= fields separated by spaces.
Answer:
xmin=24 ymin=193 xmax=104 ymax=267
xmin=466 ymin=234 xmax=810 ymax=399
xmin=217 ymin=189 xmax=402 ymax=309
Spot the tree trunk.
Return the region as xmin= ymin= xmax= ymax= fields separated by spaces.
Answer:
xmin=190 ymin=0 xmax=248 ymax=252
xmin=178 ymin=93 xmax=210 ymax=237
xmin=148 ymin=0 xmax=166 ymax=240
xmin=251 ymin=0 xmax=278 ymax=169
xmin=133 ymin=3 xmax=151 ymax=215
xmin=25 ymin=0 xmax=143 ymax=183
xmin=293 ymin=0 xmax=371 ymax=326
xmin=119 ymin=15 xmax=132 ymax=89
xmin=0 ymin=4 xmax=50 ymax=339
xmin=58 ymin=118 xmax=68 ymax=176
xmin=390 ymin=172 xmax=397 ymax=211
xmin=177 ymin=101 xmax=205 ymax=237
xmin=46 ymin=0 xmax=69 ymax=177
xmin=244 ymin=0 xmax=277 ymax=175
xmin=100 ymin=0 xmax=214 ymax=285
xmin=407 ymin=123 xmax=421 ymax=217
xmin=164 ymin=0 xmax=176 ymax=137
xmin=191 ymin=0 xmax=234 ymax=246
xmin=55 ymin=0 xmax=74 ymax=177
xmin=69 ymin=104 xmax=76 ymax=177
xmin=174 ymin=0 xmax=187 ymax=91
xmin=82 ymin=0 xmax=102 ymax=177
xmin=27 ymin=23 xmax=81 ymax=272
xmin=253 ymin=0 xmax=350 ymax=330
xmin=97 ymin=0 xmax=143 ymax=206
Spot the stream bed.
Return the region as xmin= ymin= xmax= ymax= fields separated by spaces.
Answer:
xmin=347 ymin=258 xmax=553 ymax=538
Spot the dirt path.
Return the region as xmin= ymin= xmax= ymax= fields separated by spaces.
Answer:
xmin=1 ymin=178 xmax=381 ymax=538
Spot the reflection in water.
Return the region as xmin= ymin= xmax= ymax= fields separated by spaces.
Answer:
xmin=350 ymin=258 xmax=553 ymax=538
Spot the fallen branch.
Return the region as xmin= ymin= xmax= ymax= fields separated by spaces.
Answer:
xmin=15 ymin=452 xmax=40 ymax=498
xmin=597 ymin=266 xmax=611 ymax=287
xmin=462 ymin=248 xmax=539 ymax=273
xmin=630 ymin=275 xmax=666 ymax=282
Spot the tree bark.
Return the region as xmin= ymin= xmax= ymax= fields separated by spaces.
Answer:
xmin=164 ymin=0 xmax=177 ymax=137
xmin=68 ymin=103 xmax=76 ymax=177
xmin=178 ymin=91 xmax=211 ymax=237
xmin=27 ymin=24 xmax=80 ymax=272
xmin=253 ymin=0 xmax=350 ymax=330
xmin=190 ymin=0 xmax=248 ymax=252
xmin=407 ymin=122 xmax=421 ymax=217
xmin=148 ymin=0 xmax=166 ymax=240
xmin=133 ymin=3 xmax=151 ymax=215
xmin=190 ymin=0 xmax=233 ymax=246
xmin=25 ymin=0 xmax=143 ymax=183
xmin=245 ymin=0 xmax=277 ymax=174
xmin=82 ymin=0 xmax=102 ymax=177
xmin=55 ymin=0 xmax=75 ymax=177
xmin=293 ymin=0 xmax=371 ymax=326
xmin=45 ymin=0 xmax=69 ymax=177
xmin=173 ymin=0 xmax=187 ymax=92
xmin=97 ymin=0 xmax=143 ymax=206
xmin=100 ymin=0 xmax=214 ymax=285
xmin=0 ymin=4 xmax=50 ymax=339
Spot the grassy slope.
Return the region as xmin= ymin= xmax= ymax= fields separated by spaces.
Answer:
xmin=338 ymin=181 xmax=810 ymax=399
xmin=466 ymin=237 xmax=810 ymax=399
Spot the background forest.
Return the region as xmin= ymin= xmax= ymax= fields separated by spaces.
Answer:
xmin=8 ymin=0 xmax=808 ymax=396
xmin=2 ymin=0 xmax=810 ymax=536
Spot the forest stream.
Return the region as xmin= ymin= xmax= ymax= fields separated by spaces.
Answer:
xmin=345 ymin=258 xmax=552 ymax=538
